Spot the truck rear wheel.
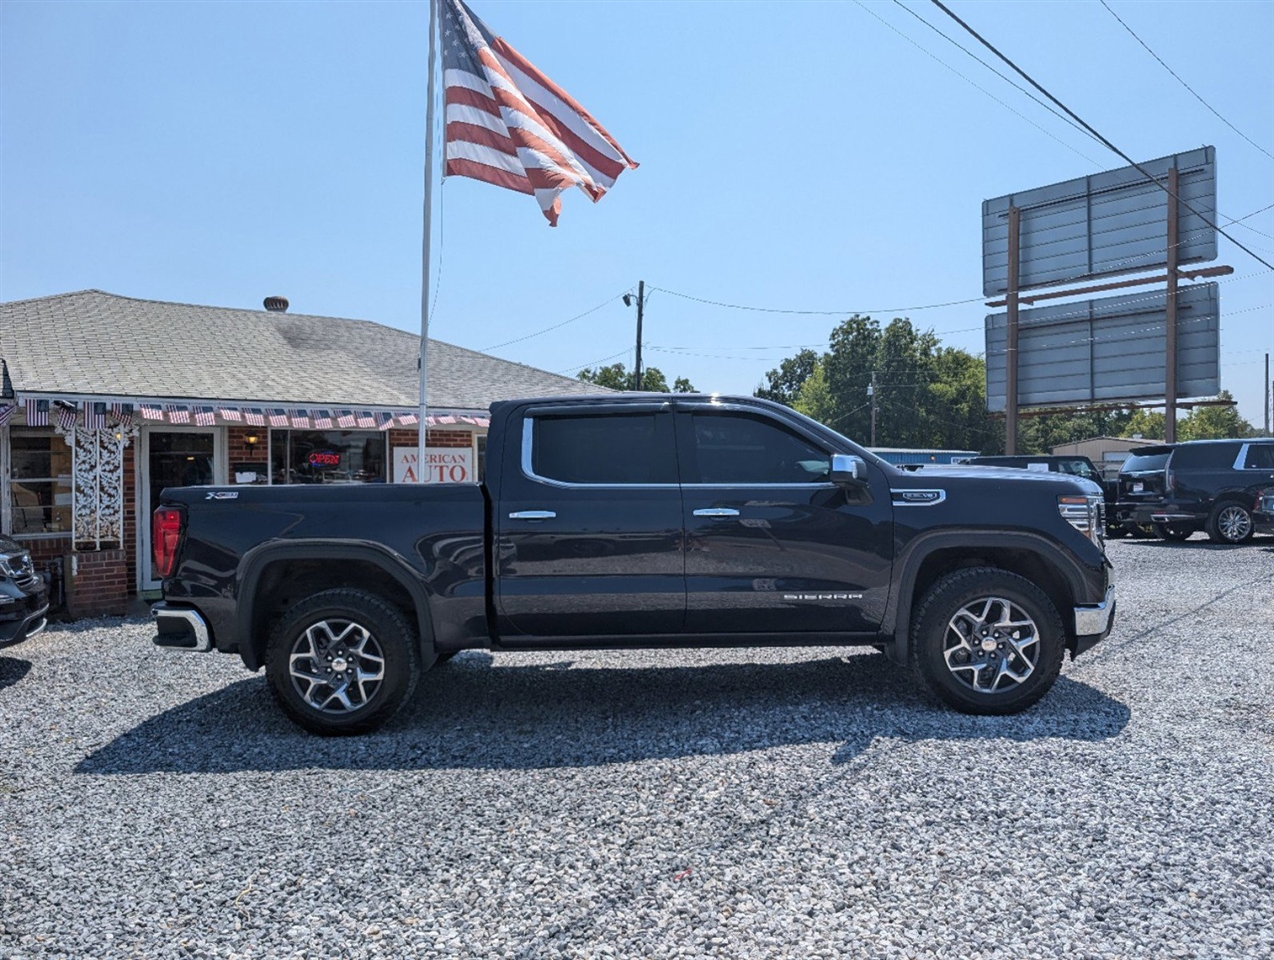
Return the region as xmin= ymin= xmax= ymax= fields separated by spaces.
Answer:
xmin=911 ymin=568 xmax=1065 ymax=715
xmin=265 ymin=588 xmax=421 ymax=735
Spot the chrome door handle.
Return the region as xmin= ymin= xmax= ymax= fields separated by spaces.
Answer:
xmin=693 ymin=508 xmax=740 ymax=518
xmin=509 ymin=510 xmax=556 ymax=520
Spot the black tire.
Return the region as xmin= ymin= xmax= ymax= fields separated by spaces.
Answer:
xmin=1205 ymin=501 xmax=1255 ymax=544
xmin=265 ymin=588 xmax=421 ymax=735
xmin=1153 ymin=523 xmax=1193 ymax=542
xmin=911 ymin=567 xmax=1066 ymax=716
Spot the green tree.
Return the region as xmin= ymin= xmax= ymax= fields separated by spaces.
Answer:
xmin=576 ymin=363 xmax=695 ymax=393
xmin=755 ymin=348 xmax=820 ymax=405
xmin=1178 ymin=391 xmax=1256 ymax=440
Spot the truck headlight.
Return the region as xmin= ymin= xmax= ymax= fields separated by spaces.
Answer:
xmin=1059 ymin=494 xmax=1104 ymax=547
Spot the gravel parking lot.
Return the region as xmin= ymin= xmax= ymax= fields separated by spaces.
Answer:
xmin=3 ymin=537 xmax=1273 ymax=959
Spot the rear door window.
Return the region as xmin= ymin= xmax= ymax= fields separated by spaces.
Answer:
xmin=1172 ymin=442 xmax=1241 ymax=469
xmin=1121 ymin=452 xmax=1171 ymax=474
xmin=529 ymin=412 xmax=677 ymax=485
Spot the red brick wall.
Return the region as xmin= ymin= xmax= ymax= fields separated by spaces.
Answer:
xmin=387 ymin=428 xmax=475 ymax=450
xmin=65 ymin=548 xmax=128 ymax=619
xmin=227 ymin=425 xmax=265 ymax=463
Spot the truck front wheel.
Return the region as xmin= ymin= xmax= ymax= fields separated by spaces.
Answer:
xmin=265 ymin=588 xmax=421 ymax=735
xmin=911 ymin=568 xmax=1066 ymax=715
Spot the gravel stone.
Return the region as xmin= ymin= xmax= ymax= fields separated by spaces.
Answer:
xmin=1 ymin=537 xmax=1272 ymax=958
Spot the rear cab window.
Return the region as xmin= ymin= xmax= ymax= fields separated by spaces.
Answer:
xmin=1121 ymin=450 xmax=1172 ymax=474
xmin=1242 ymin=443 xmax=1274 ymax=470
xmin=1170 ymin=442 xmax=1241 ymax=470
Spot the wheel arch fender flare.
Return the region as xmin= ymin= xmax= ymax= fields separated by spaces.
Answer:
xmin=881 ymin=530 xmax=1093 ymax=665
xmin=235 ymin=540 xmax=436 ymax=671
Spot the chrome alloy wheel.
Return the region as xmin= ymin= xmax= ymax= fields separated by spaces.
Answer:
xmin=943 ymin=597 xmax=1040 ymax=694
xmin=288 ymin=619 xmax=386 ymax=713
xmin=1216 ymin=505 xmax=1252 ymax=542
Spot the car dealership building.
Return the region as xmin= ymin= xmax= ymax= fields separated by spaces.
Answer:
xmin=0 ymin=289 xmax=597 ymax=617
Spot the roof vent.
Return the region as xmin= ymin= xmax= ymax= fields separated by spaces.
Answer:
xmin=264 ymin=296 xmax=289 ymax=313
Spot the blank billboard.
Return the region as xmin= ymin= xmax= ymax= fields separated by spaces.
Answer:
xmin=985 ymin=282 xmax=1220 ymax=412
xmin=982 ymin=147 xmax=1217 ymax=298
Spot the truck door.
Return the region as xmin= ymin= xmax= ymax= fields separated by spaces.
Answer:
xmin=675 ymin=402 xmax=893 ymax=636
xmin=495 ymin=402 xmax=686 ymax=639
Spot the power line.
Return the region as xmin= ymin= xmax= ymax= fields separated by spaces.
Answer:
xmin=1098 ymin=0 xmax=1274 ymax=164
xmin=927 ymin=0 xmax=1274 ymax=273
xmin=649 ymin=286 xmax=985 ymax=316
xmin=851 ymin=0 xmax=1101 ymax=166
xmin=483 ymin=292 xmax=625 ymax=352
xmin=555 ymin=346 xmax=632 ymax=376
xmin=891 ymin=0 xmax=1104 ymax=149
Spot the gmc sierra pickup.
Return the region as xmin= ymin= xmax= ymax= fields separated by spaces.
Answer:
xmin=152 ymin=394 xmax=1116 ymax=735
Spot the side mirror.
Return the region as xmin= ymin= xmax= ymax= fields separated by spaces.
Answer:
xmin=830 ymin=453 xmax=868 ymax=485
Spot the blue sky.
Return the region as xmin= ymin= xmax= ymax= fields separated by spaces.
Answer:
xmin=3 ymin=0 xmax=1272 ymax=428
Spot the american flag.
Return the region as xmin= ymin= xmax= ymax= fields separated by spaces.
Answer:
xmin=0 ymin=404 xmax=15 ymax=428
xmin=375 ymin=412 xmax=394 ymax=431
xmin=314 ymin=410 xmax=334 ymax=429
xmin=397 ymin=412 xmax=419 ymax=426
xmin=56 ymin=405 xmax=78 ymax=431
xmin=85 ymin=402 xmax=108 ymax=430
xmin=194 ymin=406 xmax=217 ymax=427
xmin=289 ymin=409 xmax=311 ymax=429
xmin=440 ymin=0 xmax=637 ymax=226
xmin=356 ymin=411 xmax=376 ymax=429
xmin=337 ymin=410 xmax=357 ymax=428
xmin=111 ymin=403 xmax=135 ymax=427
xmin=139 ymin=403 xmax=164 ymax=421
xmin=218 ymin=406 xmax=242 ymax=422
xmin=25 ymin=399 xmax=49 ymax=426
xmin=268 ymin=409 xmax=290 ymax=427
xmin=437 ymin=414 xmax=457 ymax=425
xmin=244 ymin=408 xmax=266 ymax=427
xmin=167 ymin=405 xmax=191 ymax=425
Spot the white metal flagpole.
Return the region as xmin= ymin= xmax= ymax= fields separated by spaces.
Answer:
xmin=417 ymin=0 xmax=440 ymax=482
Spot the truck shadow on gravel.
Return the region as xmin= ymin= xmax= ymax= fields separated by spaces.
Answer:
xmin=77 ymin=652 xmax=1130 ymax=774
xmin=0 ymin=656 xmax=32 ymax=694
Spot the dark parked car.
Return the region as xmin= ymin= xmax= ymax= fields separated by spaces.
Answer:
xmin=962 ymin=455 xmax=1130 ymax=538
xmin=1254 ymin=487 xmax=1274 ymax=536
xmin=1 ymin=535 xmax=50 ymax=648
xmin=1115 ymin=439 xmax=1274 ymax=544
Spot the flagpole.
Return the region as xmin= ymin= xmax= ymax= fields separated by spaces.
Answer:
xmin=417 ymin=0 xmax=440 ymax=481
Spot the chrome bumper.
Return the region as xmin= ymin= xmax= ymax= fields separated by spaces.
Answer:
xmin=152 ymin=602 xmax=212 ymax=652
xmin=1074 ymin=585 xmax=1116 ymax=637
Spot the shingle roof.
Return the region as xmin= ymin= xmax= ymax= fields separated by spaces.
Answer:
xmin=0 ymin=289 xmax=601 ymax=410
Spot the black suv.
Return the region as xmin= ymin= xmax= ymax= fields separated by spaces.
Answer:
xmin=1115 ymin=439 xmax=1274 ymax=544
xmin=1 ymin=534 xmax=50 ymax=647
xmin=963 ymin=455 xmax=1129 ymax=538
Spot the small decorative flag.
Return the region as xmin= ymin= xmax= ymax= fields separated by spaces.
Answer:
xmin=397 ymin=412 xmax=419 ymax=426
xmin=167 ymin=405 xmax=191 ymax=425
xmin=475 ymin=417 xmax=490 ymax=428
xmin=375 ymin=412 xmax=394 ymax=431
xmin=25 ymin=399 xmax=50 ymax=426
xmin=194 ymin=406 xmax=217 ymax=427
xmin=438 ymin=414 xmax=457 ymax=425
xmin=218 ymin=407 xmax=243 ymax=423
xmin=425 ymin=415 xmax=438 ymax=426
xmin=289 ymin=409 xmax=311 ymax=429
xmin=268 ymin=409 xmax=290 ymax=427
xmin=244 ymin=408 xmax=266 ymax=427
xmin=140 ymin=403 xmax=165 ymax=421
xmin=440 ymin=0 xmax=637 ymax=226
xmin=56 ymin=404 xmax=79 ymax=431
xmin=0 ymin=404 xmax=15 ymax=428
xmin=111 ymin=403 xmax=135 ymax=427
xmin=356 ymin=411 xmax=376 ymax=429
xmin=314 ymin=410 xmax=334 ymax=429
xmin=84 ymin=402 xmax=108 ymax=430
xmin=337 ymin=410 xmax=357 ymax=428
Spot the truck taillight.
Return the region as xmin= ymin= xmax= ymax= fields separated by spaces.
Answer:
xmin=152 ymin=507 xmax=184 ymax=579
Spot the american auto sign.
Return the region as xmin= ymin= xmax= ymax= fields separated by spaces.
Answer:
xmin=393 ymin=447 xmax=475 ymax=484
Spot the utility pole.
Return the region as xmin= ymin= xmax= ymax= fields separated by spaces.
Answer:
xmin=623 ymin=281 xmax=645 ymax=390
xmin=1266 ymin=352 xmax=1271 ymax=436
xmin=868 ymin=371 xmax=878 ymax=446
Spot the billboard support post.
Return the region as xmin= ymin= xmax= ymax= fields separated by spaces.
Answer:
xmin=1006 ymin=205 xmax=1021 ymax=455
xmin=1165 ymin=166 xmax=1180 ymax=445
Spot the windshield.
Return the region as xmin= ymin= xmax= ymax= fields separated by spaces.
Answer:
xmin=1121 ymin=452 xmax=1170 ymax=474
xmin=1058 ymin=460 xmax=1100 ymax=480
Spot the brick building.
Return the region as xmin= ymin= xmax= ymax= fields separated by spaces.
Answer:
xmin=0 ymin=289 xmax=598 ymax=617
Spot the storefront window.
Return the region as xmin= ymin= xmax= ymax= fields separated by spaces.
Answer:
xmin=269 ymin=431 xmax=387 ymax=484
xmin=8 ymin=430 xmax=73 ymax=536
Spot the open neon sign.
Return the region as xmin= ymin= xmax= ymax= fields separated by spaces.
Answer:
xmin=308 ymin=451 xmax=341 ymax=468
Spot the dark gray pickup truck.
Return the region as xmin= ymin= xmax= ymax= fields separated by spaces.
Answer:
xmin=152 ymin=394 xmax=1116 ymax=735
